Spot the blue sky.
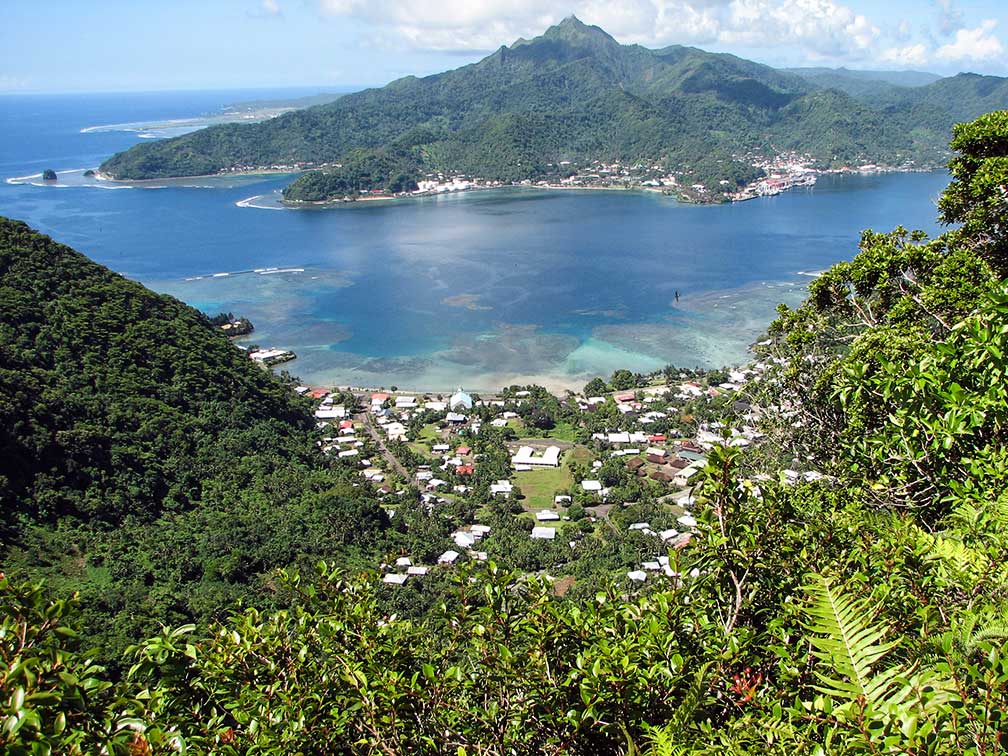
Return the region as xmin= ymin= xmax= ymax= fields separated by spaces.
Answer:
xmin=2 ymin=0 xmax=1006 ymax=93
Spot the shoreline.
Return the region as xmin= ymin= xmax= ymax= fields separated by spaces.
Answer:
xmin=275 ymin=183 xmax=676 ymax=210
xmin=93 ymin=168 xmax=296 ymax=185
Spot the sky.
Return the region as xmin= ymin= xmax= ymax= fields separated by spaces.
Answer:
xmin=2 ymin=0 xmax=1007 ymax=94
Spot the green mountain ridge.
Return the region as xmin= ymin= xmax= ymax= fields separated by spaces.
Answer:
xmin=100 ymin=17 xmax=1008 ymax=202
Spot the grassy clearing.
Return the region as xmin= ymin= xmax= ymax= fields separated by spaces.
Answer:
xmin=514 ymin=465 xmax=572 ymax=511
xmin=513 ymin=447 xmax=592 ymax=510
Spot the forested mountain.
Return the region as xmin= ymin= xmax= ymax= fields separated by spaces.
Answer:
xmin=0 ymin=218 xmax=394 ymax=663
xmin=99 ymin=17 xmax=1008 ymax=202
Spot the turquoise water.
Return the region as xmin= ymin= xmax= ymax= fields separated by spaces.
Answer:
xmin=0 ymin=91 xmax=950 ymax=391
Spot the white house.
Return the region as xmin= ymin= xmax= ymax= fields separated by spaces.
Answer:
xmin=314 ymin=406 xmax=346 ymax=420
xmin=490 ymin=480 xmax=513 ymax=496
xmin=531 ymin=526 xmax=556 ymax=540
xmin=511 ymin=445 xmax=562 ymax=468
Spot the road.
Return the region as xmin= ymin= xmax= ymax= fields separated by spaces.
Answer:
xmin=358 ymin=411 xmax=410 ymax=481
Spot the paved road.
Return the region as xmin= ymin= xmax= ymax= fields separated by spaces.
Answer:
xmin=358 ymin=412 xmax=410 ymax=481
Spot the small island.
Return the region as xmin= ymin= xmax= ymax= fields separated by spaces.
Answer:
xmin=41 ymin=169 xmax=57 ymax=181
xmin=208 ymin=311 xmax=254 ymax=337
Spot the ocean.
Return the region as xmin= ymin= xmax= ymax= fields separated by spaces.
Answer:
xmin=0 ymin=89 xmax=950 ymax=392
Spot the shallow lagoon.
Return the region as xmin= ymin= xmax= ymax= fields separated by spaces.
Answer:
xmin=0 ymin=92 xmax=949 ymax=391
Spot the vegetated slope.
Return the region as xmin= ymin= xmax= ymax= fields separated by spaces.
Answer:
xmin=0 ymin=217 xmax=391 ymax=662
xmin=0 ymin=217 xmax=313 ymax=522
xmin=785 ymin=66 xmax=941 ymax=99
xmin=100 ymin=17 xmax=1008 ymax=201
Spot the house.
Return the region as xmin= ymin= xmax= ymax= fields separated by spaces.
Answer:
xmin=453 ymin=531 xmax=477 ymax=548
xmin=308 ymin=388 xmax=329 ymax=400
xmin=536 ymin=510 xmax=561 ymax=521
xmin=407 ymin=565 xmax=429 ymax=576
xmin=438 ymin=550 xmax=460 ymax=564
xmin=627 ymin=570 xmax=647 ymax=582
xmin=673 ymin=464 xmax=702 ymax=487
xmin=384 ymin=422 xmax=407 ymax=441
xmin=314 ymin=406 xmax=346 ymax=420
xmin=456 ymin=445 xmax=472 ymax=456
xmin=581 ymin=480 xmax=603 ymax=492
xmin=511 ymin=445 xmax=562 ymax=468
xmin=456 ymin=465 xmax=474 ymax=476
xmin=395 ymin=395 xmax=418 ymax=409
xmin=490 ymin=480 xmax=513 ymax=496
xmin=395 ymin=556 xmax=412 ymax=567
xmin=626 ymin=457 xmax=646 ymax=472
xmin=446 ymin=412 xmax=466 ymax=423
xmin=531 ymin=527 xmax=556 ymax=540
xmin=614 ymin=391 xmax=637 ymax=403
xmin=382 ymin=573 xmax=408 ymax=585
xmin=554 ymin=495 xmax=572 ymax=504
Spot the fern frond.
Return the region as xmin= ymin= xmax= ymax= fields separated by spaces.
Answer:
xmin=642 ymin=664 xmax=710 ymax=756
xmin=802 ymin=574 xmax=901 ymax=704
xmin=966 ymin=617 xmax=1008 ymax=652
xmin=916 ymin=530 xmax=992 ymax=579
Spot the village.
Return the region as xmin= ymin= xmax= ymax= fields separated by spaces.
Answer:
xmin=286 ymin=354 xmax=821 ymax=593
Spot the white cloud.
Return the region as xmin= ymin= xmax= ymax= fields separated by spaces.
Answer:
xmin=316 ymin=0 xmax=1008 ymax=71
xmin=262 ymin=0 xmax=281 ymax=14
xmin=935 ymin=19 xmax=1004 ymax=62
xmin=318 ymin=0 xmax=884 ymax=60
xmin=717 ymin=0 xmax=878 ymax=58
xmin=881 ymin=43 xmax=929 ymax=66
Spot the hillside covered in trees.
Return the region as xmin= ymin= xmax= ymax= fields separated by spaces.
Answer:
xmin=4 ymin=111 xmax=1008 ymax=753
xmin=99 ymin=17 xmax=1008 ymax=203
xmin=0 ymin=218 xmax=398 ymax=665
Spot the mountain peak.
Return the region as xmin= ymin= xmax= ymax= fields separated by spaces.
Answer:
xmin=541 ymin=15 xmax=617 ymax=46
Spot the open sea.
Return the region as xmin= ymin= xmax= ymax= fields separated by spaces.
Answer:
xmin=0 ymin=89 xmax=950 ymax=392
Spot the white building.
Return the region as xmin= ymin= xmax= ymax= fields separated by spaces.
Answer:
xmin=511 ymin=445 xmax=562 ymax=468
xmin=450 ymin=388 xmax=474 ymax=411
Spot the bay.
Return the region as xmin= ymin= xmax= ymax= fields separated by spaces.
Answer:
xmin=0 ymin=90 xmax=950 ymax=391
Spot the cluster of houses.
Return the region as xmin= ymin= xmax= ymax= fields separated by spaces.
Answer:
xmin=381 ymin=523 xmax=494 ymax=585
xmin=295 ymin=359 xmax=822 ymax=587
